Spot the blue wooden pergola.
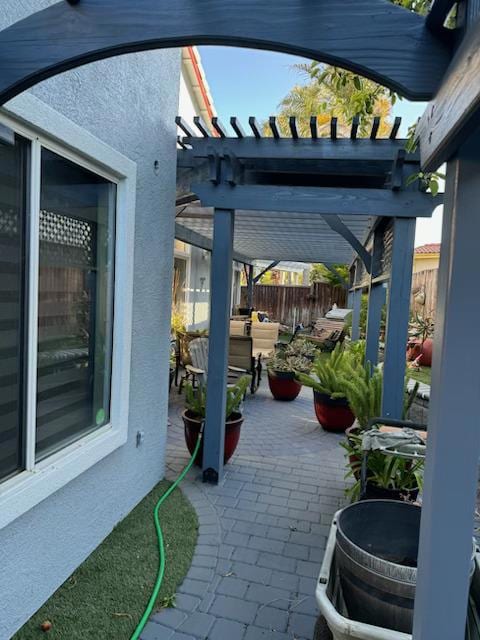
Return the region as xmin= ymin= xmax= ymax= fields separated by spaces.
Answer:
xmin=175 ymin=115 xmax=441 ymax=445
xmin=0 ymin=1 xmax=479 ymax=638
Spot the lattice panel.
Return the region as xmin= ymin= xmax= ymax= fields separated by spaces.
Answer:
xmin=380 ymin=219 xmax=394 ymax=276
xmin=39 ymin=210 xmax=94 ymax=268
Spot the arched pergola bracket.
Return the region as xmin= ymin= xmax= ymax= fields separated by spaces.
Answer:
xmin=0 ymin=0 xmax=452 ymax=105
xmin=321 ymin=215 xmax=372 ymax=273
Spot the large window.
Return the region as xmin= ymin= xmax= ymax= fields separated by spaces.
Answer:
xmin=36 ymin=150 xmax=116 ymax=459
xmin=0 ymin=138 xmax=116 ymax=479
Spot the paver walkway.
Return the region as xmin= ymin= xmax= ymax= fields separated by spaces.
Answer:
xmin=141 ymin=382 xmax=349 ymax=640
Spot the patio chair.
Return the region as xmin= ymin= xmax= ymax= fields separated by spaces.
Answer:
xmin=308 ymin=317 xmax=346 ymax=350
xmin=176 ymin=330 xmax=208 ymax=392
xmin=230 ymin=319 xmax=246 ymax=336
xmin=229 ymin=335 xmax=261 ymax=393
xmin=184 ymin=337 xmax=247 ymax=390
xmin=250 ymin=321 xmax=280 ymax=359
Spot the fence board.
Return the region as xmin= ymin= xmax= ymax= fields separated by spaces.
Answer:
xmin=240 ymin=283 xmax=347 ymax=328
xmin=410 ymin=268 xmax=438 ymax=318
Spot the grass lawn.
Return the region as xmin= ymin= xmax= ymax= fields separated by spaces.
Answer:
xmin=14 ymin=481 xmax=198 ymax=640
xmin=408 ymin=366 xmax=432 ymax=386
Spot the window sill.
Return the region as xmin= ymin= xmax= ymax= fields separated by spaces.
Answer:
xmin=0 ymin=425 xmax=128 ymax=530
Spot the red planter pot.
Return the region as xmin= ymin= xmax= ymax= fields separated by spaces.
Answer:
xmin=267 ymin=370 xmax=302 ymax=401
xmin=313 ymin=391 xmax=355 ymax=433
xmin=407 ymin=338 xmax=433 ymax=367
xmin=182 ymin=409 xmax=243 ymax=466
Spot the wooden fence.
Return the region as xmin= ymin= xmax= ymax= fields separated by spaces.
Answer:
xmin=410 ymin=268 xmax=438 ymax=318
xmin=240 ymin=282 xmax=347 ymax=328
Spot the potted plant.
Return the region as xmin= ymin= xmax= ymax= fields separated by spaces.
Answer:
xmin=284 ymin=338 xmax=318 ymax=362
xmin=296 ymin=344 xmax=356 ymax=432
xmin=267 ymin=352 xmax=312 ymax=401
xmin=182 ymin=375 xmax=250 ymax=466
xmin=346 ymin=445 xmax=424 ymax=502
xmin=407 ymin=313 xmax=434 ymax=366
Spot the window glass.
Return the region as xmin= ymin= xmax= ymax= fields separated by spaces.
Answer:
xmin=36 ymin=149 xmax=115 ymax=459
xmin=0 ymin=135 xmax=28 ymax=479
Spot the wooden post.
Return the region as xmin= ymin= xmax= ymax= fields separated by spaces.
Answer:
xmin=413 ymin=131 xmax=480 ymax=640
xmin=203 ymin=208 xmax=234 ymax=483
xmin=365 ymin=284 xmax=386 ymax=368
xmin=246 ymin=264 xmax=254 ymax=309
xmin=351 ymin=289 xmax=362 ymax=341
xmin=382 ymin=217 xmax=416 ymax=418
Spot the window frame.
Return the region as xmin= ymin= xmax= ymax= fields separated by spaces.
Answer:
xmin=0 ymin=94 xmax=136 ymax=529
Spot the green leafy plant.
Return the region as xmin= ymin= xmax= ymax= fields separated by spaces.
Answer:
xmin=285 ymin=338 xmax=317 ymax=358
xmin=267 ymin=352 xmax=312 ymax=375
xmin=185 ymin=375 xmax=251 ymax=420
xmin=408 ymin=312 xmax=434 ymax=345
xmin=296 ymin=343 xmax=360 ymax=399
xmin=345 ymin=447 xmax=424 ymax=502
xmin=340 ymin=359 xmax=419 ymax=430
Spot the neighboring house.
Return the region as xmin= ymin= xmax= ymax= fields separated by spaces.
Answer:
xmin=413 ymin=243 xmax=441 ymax=273
xmin=175 ymin=47 xmax=243 ymax=330
xmin=0 ymin=4 xmax=180 ymax=638
xmin=252 ymin=260 xmax=312 ymax=285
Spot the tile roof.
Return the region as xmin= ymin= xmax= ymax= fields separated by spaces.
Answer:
xmin=415 ymin=243 xmax=441 ymax=254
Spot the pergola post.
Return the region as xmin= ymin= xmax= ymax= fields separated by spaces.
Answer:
xmin=382 ymin=217 xmax=415 ymax=418
xmin=413 ymin=133 xmax=480 ymax=640
xmin=365 ymin=284 xmax=386 ymax=368
xmin=350 ymin=288 xmax=362 ymax=341
xmin=365 ymin=226 xmax=384 ymax=368
xmin=203 ymin=208 xmax=235 ymax=483
xmin=246 ymin=264 xmax=254 ymax=309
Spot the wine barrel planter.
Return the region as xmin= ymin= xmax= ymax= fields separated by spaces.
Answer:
xmin=182 ymin=409 xmax=243 ymax=466
xmin=336 ymin=500 xmax=421 ymax=634
xmin=313 ymin=391 xmax=355 ymax=432
xmin=267 ymin=370 xmax=302 ymax=401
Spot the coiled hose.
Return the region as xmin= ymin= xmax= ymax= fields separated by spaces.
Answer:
xmin=130 ymin=423 xmax=203 ymax=640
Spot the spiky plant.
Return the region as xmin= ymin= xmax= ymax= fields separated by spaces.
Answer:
xmin=296 ymin=343 xmax=356 ymax=399
xmin=185 ymin=375 xmax=251 ymax=420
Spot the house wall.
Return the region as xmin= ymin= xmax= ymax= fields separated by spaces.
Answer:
xmin=413 ymin=255 xmax=440 ymax=273
xmin=187 ymin=247 xmax=211 ymax=330
xmin=0 ymin=3 xmax=180 ymax=637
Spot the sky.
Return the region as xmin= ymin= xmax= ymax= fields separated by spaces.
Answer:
xmin=198 ymin=46 xmax=443 ymax=248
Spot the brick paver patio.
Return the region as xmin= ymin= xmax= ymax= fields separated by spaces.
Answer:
xmin=141 ymin=381 xmax=349 ymax=640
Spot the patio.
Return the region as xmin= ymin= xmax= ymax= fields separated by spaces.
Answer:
xmin=142 ymin=383 xmax=348 ymax=640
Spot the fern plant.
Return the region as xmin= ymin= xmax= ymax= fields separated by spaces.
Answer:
xmin=296 ymin=343 xmax=357 ymax=399
xmin=185 ymin=375 xmax=251 ymax=420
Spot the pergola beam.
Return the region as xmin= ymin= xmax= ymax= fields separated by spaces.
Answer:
xmin=174 ymin=222 xmax=251 ymax=265
xmin=191 ymin=184 xmax=441 ymax=218
xmin=0 ymin=0 xmax=452 ymax=105
xmin=253 ymin=261 xmax=280 ymax=283
xmin=417 ymin=15 xmax=480 ymax=171
xmin=184 ymin=137 xmax=420 ymax=163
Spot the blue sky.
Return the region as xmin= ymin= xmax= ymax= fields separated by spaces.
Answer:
xmin=198 ymin=46 xmax=442 ymax=247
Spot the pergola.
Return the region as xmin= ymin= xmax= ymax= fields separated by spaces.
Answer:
xmin=175 ymin=114 xmax=441 ymax=456
xmin=0 ymin=1 xmax=479 ymax=638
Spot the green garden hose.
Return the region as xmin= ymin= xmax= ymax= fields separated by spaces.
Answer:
xmin=130 ymin=423 xmax=203 ymax=640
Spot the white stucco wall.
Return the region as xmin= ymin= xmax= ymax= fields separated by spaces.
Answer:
xmin=0 ymin=3 xmax=180 ymax=637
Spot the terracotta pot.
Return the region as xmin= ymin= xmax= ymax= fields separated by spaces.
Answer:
xmin=182 ymin=409 xmax=243 ymax=466
xmin=313 ymin=391 xmax=355 ymax=433
xmin=267 ymin=370 xmax=302 ymax=401
xmin=407 ymin=338 xmax=433 ymax=366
